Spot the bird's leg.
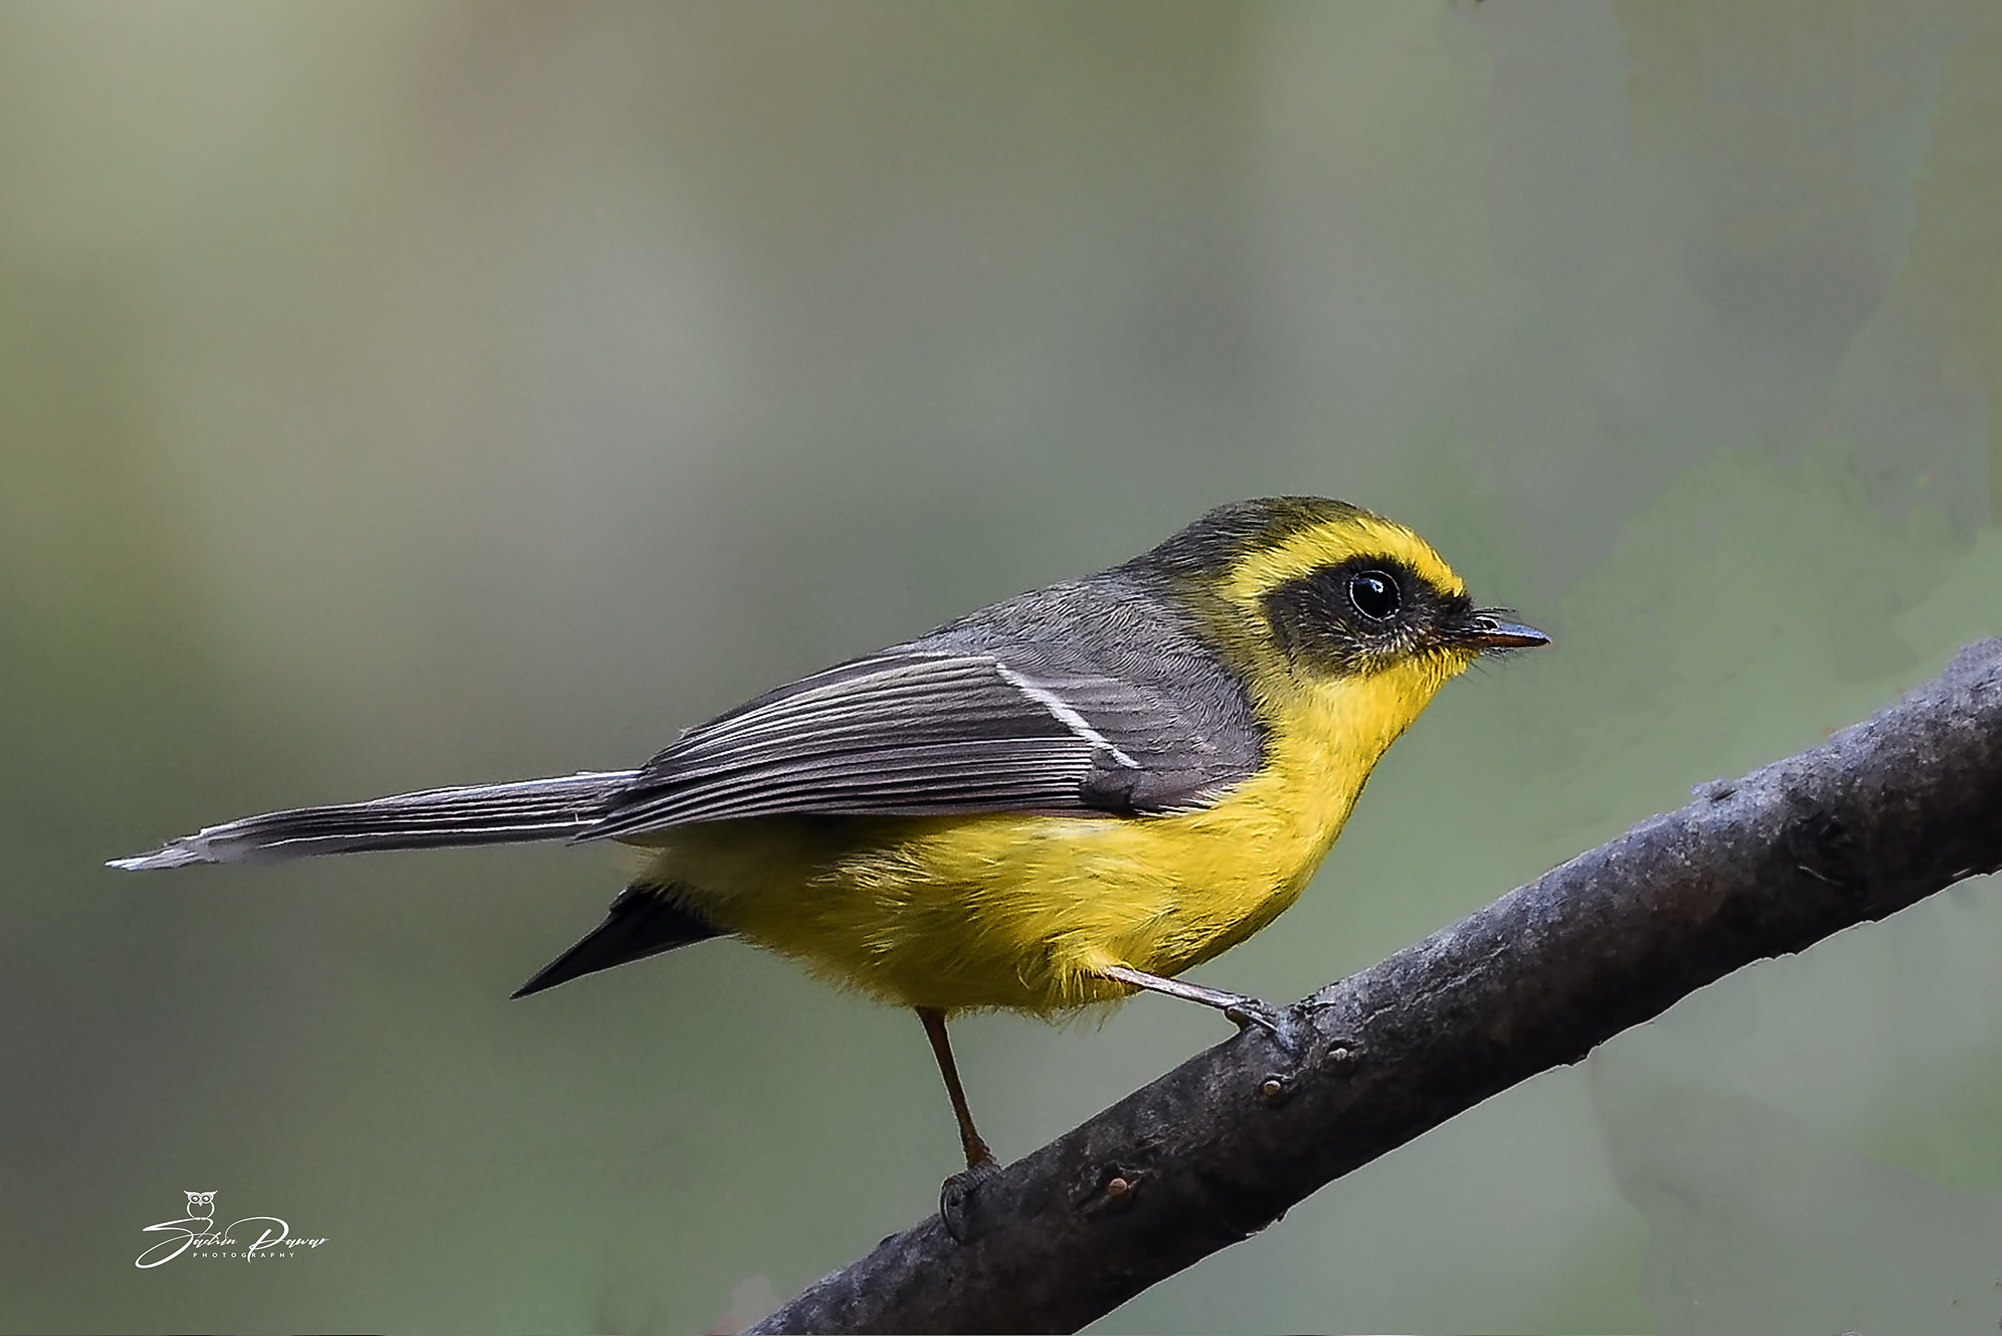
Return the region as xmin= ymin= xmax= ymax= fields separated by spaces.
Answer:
xmin=1092 ymin=963 xmax=1281 ymax=1035
xmin=919 ymin=1007 xmax=1000 ymax=1244
xmin=917 ymin=1007 xmax=994 ymax=1171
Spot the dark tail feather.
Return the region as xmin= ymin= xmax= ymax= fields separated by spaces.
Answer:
xmin=108 ymin=770 xmax=640 ymax=871
xmin=512 ymin=884 xmax=722 ymax=997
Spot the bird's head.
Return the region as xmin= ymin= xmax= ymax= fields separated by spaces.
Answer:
xmin=1139 ymin=496 xmax=1548 ymax=741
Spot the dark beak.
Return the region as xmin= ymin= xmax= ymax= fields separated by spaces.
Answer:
xmin=1461 ymin=614 xmax=1550 ymax=651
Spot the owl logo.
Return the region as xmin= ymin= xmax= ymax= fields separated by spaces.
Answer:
xmin=183 ymin=1191 xmax=215 ymax=1223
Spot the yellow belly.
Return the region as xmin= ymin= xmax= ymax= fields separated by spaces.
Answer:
xmin=634 ymin=661 xmax=1454 ymax=1014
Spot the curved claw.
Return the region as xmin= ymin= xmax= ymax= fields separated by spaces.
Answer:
xmin=940 ymin=1157 xmax=1003 ymax=1244
xmin=1223 ymin=1000 xmax=1282 ymax=1035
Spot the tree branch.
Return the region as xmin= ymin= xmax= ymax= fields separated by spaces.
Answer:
xmin=751 ymin=639 xmax=2002 ymax=1335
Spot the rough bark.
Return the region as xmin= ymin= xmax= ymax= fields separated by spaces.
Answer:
xmin=750 ymin=639 xmax=2002 ymax=1335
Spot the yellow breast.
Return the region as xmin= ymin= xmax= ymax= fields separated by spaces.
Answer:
xmin=638 ymin=652 xmax=1464 ymax=1016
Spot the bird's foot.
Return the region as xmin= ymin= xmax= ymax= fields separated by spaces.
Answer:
xmin=1222 ymin=997 xmax=1282 ymax=1035
xmin=940 ymin=1156 xmax=1003 ymax=1245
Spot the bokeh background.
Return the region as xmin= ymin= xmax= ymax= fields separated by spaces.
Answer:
xmin=5 ymin=2 xmax=2000 ymax=1332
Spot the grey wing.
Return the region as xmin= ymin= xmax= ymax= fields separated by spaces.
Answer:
xmin=578 ymin=651 xmax=1251 ymax=840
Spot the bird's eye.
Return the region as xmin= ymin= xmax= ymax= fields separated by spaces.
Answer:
xmin=1348 ymin=570 xmax=1400 ymax=621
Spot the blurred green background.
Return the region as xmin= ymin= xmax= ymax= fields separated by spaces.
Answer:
xmin=5 ymin=2 xmax=2000 ymax=1333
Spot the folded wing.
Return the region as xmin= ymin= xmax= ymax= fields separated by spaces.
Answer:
xmin=580 ymin=651 xmax=1240 ymax=840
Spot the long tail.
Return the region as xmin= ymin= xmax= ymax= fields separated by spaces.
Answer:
xmin=108 ymin=770 xmax=641 ymax=871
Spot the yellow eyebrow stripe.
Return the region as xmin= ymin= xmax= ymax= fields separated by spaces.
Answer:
xmin=1219 ymin=512 xmax=1467 ymax=608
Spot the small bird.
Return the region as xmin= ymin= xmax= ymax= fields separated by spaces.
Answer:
xmin=114 ymin=497 xmax=1545 ymax=1170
